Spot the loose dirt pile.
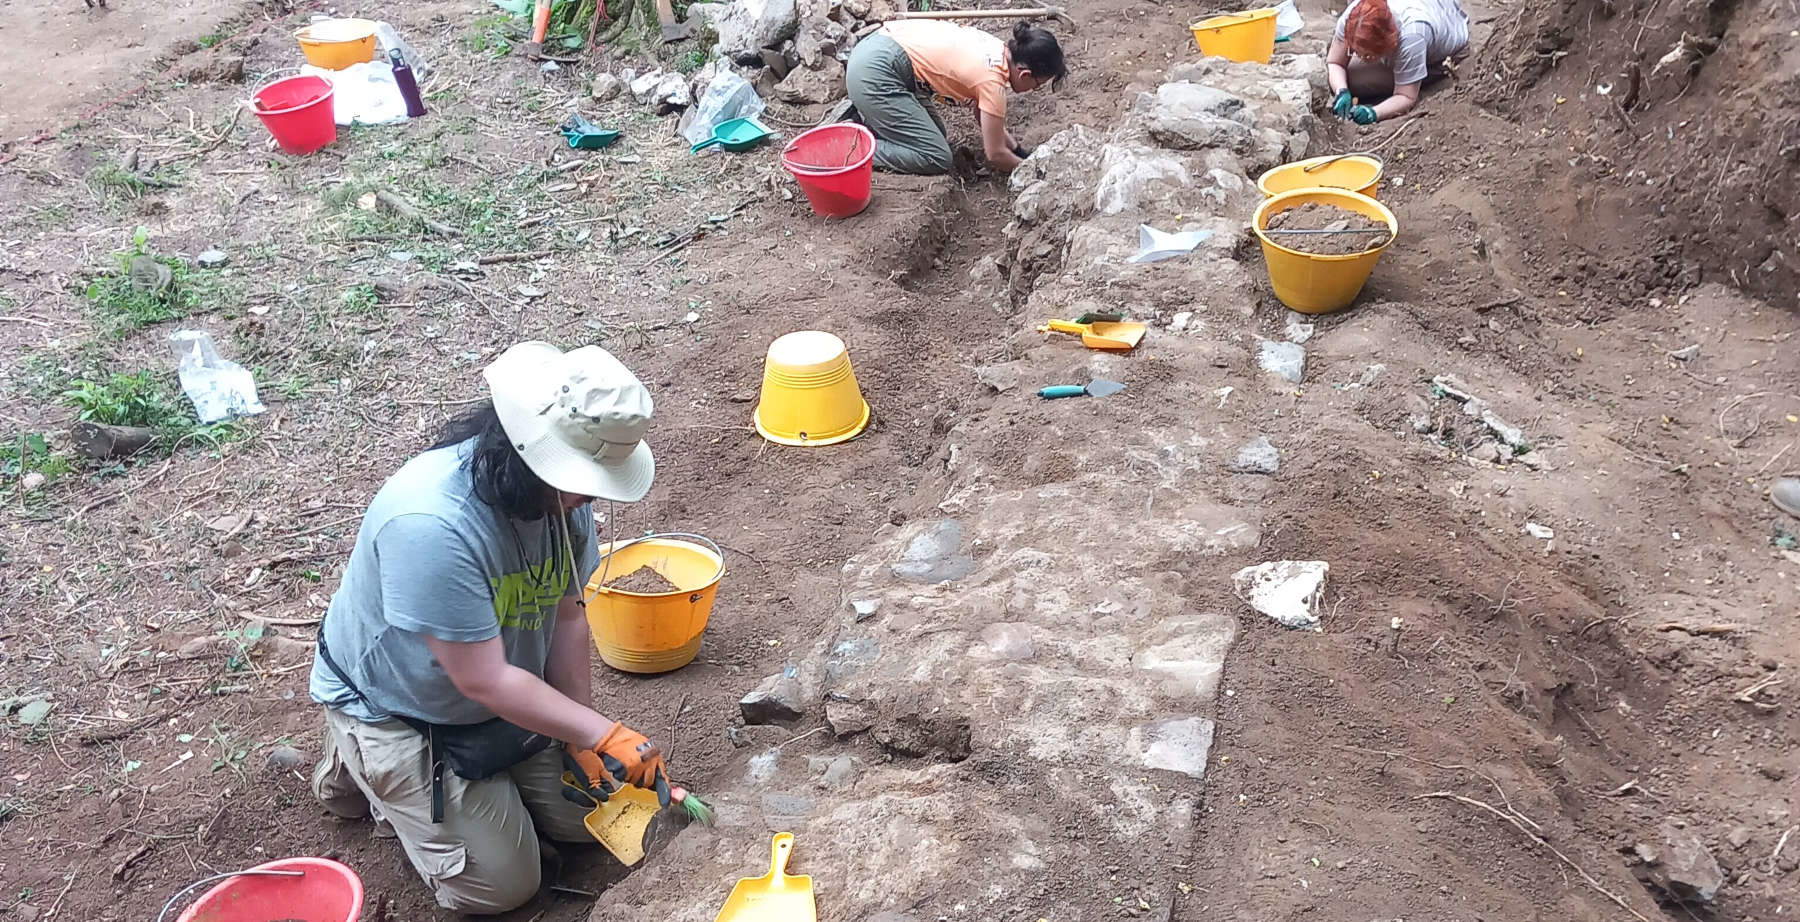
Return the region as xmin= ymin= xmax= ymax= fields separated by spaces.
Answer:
xmin=1265 ymin=202 xmax=1392 ymax=255
xmin=603 ymin=567 xmax=680 ymax=594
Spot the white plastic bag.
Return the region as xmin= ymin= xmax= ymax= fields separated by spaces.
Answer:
xmin=170 ymin=331 xmax=265 ymax=424
xmin=302 ymin=62 xmax=409 ymax=126
xmin=681 ymin=70 xmax=766 ymax=147
xmin=1274 ymin=0 xmax=1304 ymax=39
xmin=374 ymin=21 xmax=428 ymax=78
xmin=1126 ymin=225 xmax=1214 ymax=263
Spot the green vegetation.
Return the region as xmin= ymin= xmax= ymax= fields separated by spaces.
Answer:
xmin=465 ymin=12 xmax=519 ymax=56
xmin=672 ymin=47 xmax=709 ymax=74
xmin=197 ymin=31 xmax=226 ymax=48
xmin=339 ymin=283 xmax=381 ymax=315
xmin=84 ymin=227 xmax=208 ymax=332
xmin=62 ymin=370 xmax=238 ymax=451
xmin=1 ymin=434 xmax=73 ymax=492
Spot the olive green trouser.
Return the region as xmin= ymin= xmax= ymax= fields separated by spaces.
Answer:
xmin=311 ymin=707 xmax=592 ymax=914
xmin=847 ymin=32 xmax=952 ymax=175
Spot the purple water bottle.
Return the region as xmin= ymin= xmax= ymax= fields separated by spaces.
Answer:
xmin=390 ymin=48 xmax=426 ymax=118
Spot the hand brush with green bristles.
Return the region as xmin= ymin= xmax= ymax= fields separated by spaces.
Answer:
xmin=671 ymin=786 xmax=716 ymax=826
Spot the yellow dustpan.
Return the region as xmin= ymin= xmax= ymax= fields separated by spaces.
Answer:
xmin=562 ymin=772 xmax=663 ymax=865
xmin=714 ymin=833 xmax=815 ymax=922
xmin=1038 ymin=318 xmax=1147 ymax=351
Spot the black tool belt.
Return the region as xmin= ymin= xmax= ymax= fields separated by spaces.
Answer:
xmin=316 ymin=630 xmax=555 ymax=822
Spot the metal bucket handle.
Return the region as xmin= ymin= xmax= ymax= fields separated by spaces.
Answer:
xmin=588 ymin=531 xmax=725 ymax=602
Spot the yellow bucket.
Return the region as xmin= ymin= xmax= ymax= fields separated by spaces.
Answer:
xmin=584 ymin=534 xmax=724 ymax=674
xmin=295 ymin=19 xmax=380 ymax=70
xmin=1190 ymin=9 xmax=1278 ymax=64
xmin=1253 ymin=187 xmax=1398 ymax=315
xmin=1257 ymin=155 xmax=1384 ymax=199
xmin=753 ymin=331 xmax=870 ymax=447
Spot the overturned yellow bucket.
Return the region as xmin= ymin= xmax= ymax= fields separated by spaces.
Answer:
xmin=584 ymin=534 xmax=724 ymax=674
xmin=1258 ymin=154 xmax=1385 ymax=199
xmin=1253 ymin=187 xmax=1397 ymax=315
xmin=1190 ymin=9 xmax=1278 ymax=64
xmin=753 ymin=331 xmax=870 ymax=446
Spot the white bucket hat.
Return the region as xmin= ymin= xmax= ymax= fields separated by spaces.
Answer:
xmin=483 ymin=341 xmax=655 ymax=502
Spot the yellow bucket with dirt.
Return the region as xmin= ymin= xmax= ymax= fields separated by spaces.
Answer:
xmin=584 ymin=534 xmax=724 ymax=674
xmin=1190 ymin=9 xmax=1278 ymax=64
xmin=295 ymin=19 xmax=380 ymax=70
xmin=1253 ymin=187 xmax=1398 ymax=315
xmin=1257 ymin=155 xmax=1384 ymax=199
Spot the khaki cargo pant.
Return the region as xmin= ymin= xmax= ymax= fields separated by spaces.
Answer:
xmin=311 ymin=707 xmax=593 ymax=914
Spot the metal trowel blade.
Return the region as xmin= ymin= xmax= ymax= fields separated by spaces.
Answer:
xmin=1086 ymin=379 xmax=1126 ymax=398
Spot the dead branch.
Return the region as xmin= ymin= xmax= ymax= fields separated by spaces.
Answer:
xmin=1418 ymin=792 xmax=1653 ymax=922
xmin=374 ymin=189 xmax=465 ymax=238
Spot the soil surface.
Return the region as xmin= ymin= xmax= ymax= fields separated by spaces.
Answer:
xmin=1266 ymin=201 xmax=1393 ymax=255
xmin=602 ymin=567 xmax=680 ymax=594
xmin=0 ymin=0 xmax=1797 ymax=920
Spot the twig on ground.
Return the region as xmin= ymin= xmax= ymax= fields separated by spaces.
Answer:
xmin=769 ymin=726 xmax=829 ymax=752
xmin=1474 ymin=291 xmax=1523 ymax=313
xmin=1418 ymin=791 xmax=1652 ymax=922
xmin=1770 ymin=825 xmax=1798 ymax=873
xmin=112 ymin=841 xmax=154 ymax=880
xmin=1757 ymin=442 xmax=1793 ymax=475
xmin=374 ymin=189 xmax=465 ymax=237
xmin=1654 ymin=622 xmax=1738 ymax=635
xmin=1337 ymin=745 xmax=1541 ymax=831
xmin=1734 ymin=675 xmax=1782 ymax=710
xmin=478 ymin=250 xmax=556 ymax=265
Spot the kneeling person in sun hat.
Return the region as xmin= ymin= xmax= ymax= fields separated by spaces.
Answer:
xmin=308 ymin=341 xmax=673 ymax=914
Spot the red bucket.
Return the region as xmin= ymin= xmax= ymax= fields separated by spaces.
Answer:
xmin=251 ymin=75 xmax=337 ymax=155
xmin=781 ymin=124 xmax=875 ymax=218
xmin=168 ymin=858 xmax=362 ymax=922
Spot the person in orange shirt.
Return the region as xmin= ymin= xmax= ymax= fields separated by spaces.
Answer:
xmin=846 ymin=20 xmax=1066 ymax=175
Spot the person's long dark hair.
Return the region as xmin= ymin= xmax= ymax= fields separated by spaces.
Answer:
xmin=432 ymin=400 xmax=551 ymax=521
xmin=1008 ymin=22 xmax=1067 ymax=87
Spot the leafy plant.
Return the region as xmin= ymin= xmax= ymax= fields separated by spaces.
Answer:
xmin=220 ymin=622 xmax=265 ymax=671
xmin=339 ymin=283 xmax=381 ymax=315
xmin=62 ymin=370 xmax=240 ymax=452
xmin=84 ymin=227 xmax=206 ymax=331
xmin=0 ymin=433 xmax=73 ymax=489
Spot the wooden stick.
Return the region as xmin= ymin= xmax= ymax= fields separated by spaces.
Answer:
xmin=1419 ymin=792 xmax=1652 ymax=922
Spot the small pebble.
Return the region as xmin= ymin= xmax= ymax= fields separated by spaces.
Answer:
xmin=266 ymin=745 xmax=306 ymax=772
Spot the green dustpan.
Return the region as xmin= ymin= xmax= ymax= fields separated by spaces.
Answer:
xmin=691 ymin=117 xmax=773 ymax=154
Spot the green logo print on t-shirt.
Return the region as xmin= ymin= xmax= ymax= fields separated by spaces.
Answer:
xmin=490 ymin=553 xmax=570 ymax=632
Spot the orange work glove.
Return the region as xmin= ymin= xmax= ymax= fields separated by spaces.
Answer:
xmin=567 ymin=723 xmax=671 ymax=806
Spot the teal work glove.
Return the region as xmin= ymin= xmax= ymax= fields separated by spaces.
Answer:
xmin=1331 ymin=89 xmax=1353 ymax=118
xmin=1350 ymin=105 xmax=1378 ymax=125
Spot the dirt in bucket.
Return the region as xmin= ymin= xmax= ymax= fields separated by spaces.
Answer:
xmin=603 ymin=567 xmax=681 ymax=594
xmin=1264 ymin=202 xmax=1393 ymax=255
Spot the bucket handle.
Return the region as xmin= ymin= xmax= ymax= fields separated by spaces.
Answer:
xmin=1303 ymin=150 xmax=1382 ymax=173
xmin=587 ymin=531 xmax=725 ymax=601
xmin=246 ymin=67 xmax=315 ymax=112
xmin=156 ymin=869 xmax=307 ymax=922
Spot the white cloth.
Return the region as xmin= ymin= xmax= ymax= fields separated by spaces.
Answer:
xmin=1334 ymin=0 xmax=1469 ymax=86
xmin=300 ymin=62 xmax=410 ymax=126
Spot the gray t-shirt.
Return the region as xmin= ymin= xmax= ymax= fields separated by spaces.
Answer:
xmin=1335 ymin=0 xmax=1470 ymax=86
xmin=309 ymin=439 xmax=601 ymax=725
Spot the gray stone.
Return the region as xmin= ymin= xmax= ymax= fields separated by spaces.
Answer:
xmin=1093 ymin=144 xmax=1192 ymax=217
xmin=1725 ymin=826 xmax=1753 ymax=850
xmin=196 ymin=248 xmax=230 ymax=269
xmin=591 ymin=73 xmax=623 ymax=101
xmin=774 ymin=56 xmax=845 ymax=105
xmin=740 ymin=672 xmax=804 ymax=724
xmin=824 ymin=636 xmax=879 ymax=680
xmin=977 ymin=622 xmax=1035 ymax=661
xmin=891 ymin=521 xmax=975 ymax=584
xmin=825 ymin=699 xmax=874 ymax=736
xmin=689 ymin=0 xmax=799 ymax=64
xmin=849 ymin=598 xmax=881 ymax=621
xmin=974 ymin=364 xmax=1020 ymax=393
xmin=1283 ymin=315 xmax=1315 ymax=344
xmin=1658 ymin=821 xmax=1725 ymax=904
xmin=1227 ymin=436 xmax=1280 ymax=474
xmin=1478 ymin=408 xmax=1530 ymax=452
xmin=1515 ymin=450 xmax=1548 ymax=470
xmin=1132 ymin=716 xmax=1216 ymax=778
xmin=266 ymin=745 xmax=306 ymax=772
xmin=808 ymin=755 xmax=857 ymax=790
xmin=540 ymin=60 xmax=562 ymax=73
xmin=760 ymin=792 xmax=815 ymax=824
xmin=1669 ymin=344 xmax=1700 ymax=362
xmin=1430 ymin=374 xmax=1476 ymax=404
xmin=652 ymin=72 xmax=692 ymax=113
xmin=1258 ymin=339 xmax=1306 ymax=384
xmin=629 ymin=69 xmax=665 ymax=103
xmin=19 ymin=471 xmax=46 ymax=492
xmin=1132 ymin=616 xmax=1236 ymax=700
xmin=1467 ymin=442 xmax=1502 ymax=464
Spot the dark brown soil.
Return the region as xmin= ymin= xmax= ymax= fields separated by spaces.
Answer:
xmin=602 ymin=567 xmax=680 ymax=594
xmin=1265 ymin=202 xmax=1393 ymax=255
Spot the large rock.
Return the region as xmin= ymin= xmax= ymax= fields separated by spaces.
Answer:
xmin=1010 ymin=124 xmax=1106 ymax=225
xmin=1143 ymin=83 xmax=1256 ymax=152
xmin=690 ymin=0 xmax=800 ymax=65
xmin=1648 ymin=822 xmax=1726 ymax=905
xmin=1092 ymin=144 xmax=1192 ymax=218
xmin=740 ymin=672 xmax=805 ymax=724
xmin=774 ymin=56 xmax=845 ymax=105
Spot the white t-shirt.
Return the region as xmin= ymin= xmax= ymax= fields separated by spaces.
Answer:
xmin=1334 ymin=0 xmax=1470 ymax=86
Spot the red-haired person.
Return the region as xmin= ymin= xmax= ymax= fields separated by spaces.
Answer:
xmin=1326 ymin=0 xmax=1468 ymax=124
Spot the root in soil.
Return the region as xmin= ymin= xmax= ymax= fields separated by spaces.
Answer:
xmin=1266 ymin=202 xmax=1393 ymax=255
xmin=603 ymin=566 xmax=680 ymax=593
